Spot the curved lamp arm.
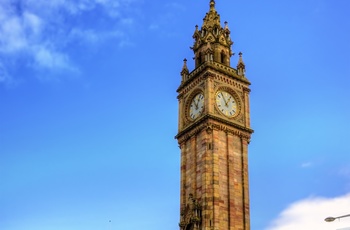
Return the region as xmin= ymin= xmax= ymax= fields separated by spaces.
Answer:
xmin=325 ymin=214 xmax=350 ymax=222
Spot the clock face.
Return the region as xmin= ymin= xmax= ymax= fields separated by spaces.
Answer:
xmin=216 ymin=90 xmax=237 ymax=117
xmin=189 ymin=93 xmax=204 ymax=120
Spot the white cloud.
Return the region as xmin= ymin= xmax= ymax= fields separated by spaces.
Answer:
xmin=339 ymin=166 xmax=350 ymax=178
xmin=25 ymin=0 xmax=135 ymax=18
xmin=301 ymin=162 xmax=313 ymax=168
xmin=0 ymin=0 xmax=139 ymax=85
xmin=0 ymin=62 xmax=14 ymax=86
xmin=23 ymin=11 xmax=42 ymax=36
xmin=0 ymin=12 xmax=27 ymax=53
xmin=33 ymin=46 xmax=73 ymax=71
xmin=147 ymin=2 xmax=185 ymax=37
xmin=68 ymin=28 xmax=125 ymax=45
xmin=266 ymin=193 xmax=350 ymax=230
xmin=338 ymin=166 xmax=350 ymax=190
xmin=121 ymin=18 xmax=134 ymax=26
xmin=0 ymin=4 xmax=71 ymax=74
xmin=149 ymin=24 xmax=159 ymax=30
xmin=165 ymin=2 xmax=186 ymax=11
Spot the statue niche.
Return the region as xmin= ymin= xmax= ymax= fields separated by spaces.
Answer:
xmin=179 ymin=194 xmax=202 ymax=230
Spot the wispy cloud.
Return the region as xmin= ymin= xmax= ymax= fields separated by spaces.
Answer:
xmin=338 ymin=165 xmax=350 ymax=190
xmin=165 ymin=2 xmax=186 ymax=11
xmin=33 ymin=46 xmax=75 ymax=72
xmin=0 ymin=62 xmax=15 ymax=87
xmin=148 ymin=2 xmax=185 ymax=34
xmin=339 ymin=165 xmax=350 ymax=178
xmin=0 ymin=0 xmax=140 ymax=85
xmin=68 ymin=28 xmax=126 ymax=45
xmin=301 ymin=162 xmax=313 ymax=168
xmin=266 ymin=193 xmax=350 ymax=230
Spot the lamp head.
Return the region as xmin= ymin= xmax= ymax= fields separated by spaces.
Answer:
xmin=325 ymin=217 xmax=337 ymax=222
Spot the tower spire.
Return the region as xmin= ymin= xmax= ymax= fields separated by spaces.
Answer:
xmin=189 ymin=0 xmax=233 ymax=68
xmin=177 ymin=2 xmax=252 ymax=230
xmin=209 ymin=0 xmax=216 ymax=12
xmin=202 ymin=0 xmax=220 ymax=28
xmin=237 ymin=52 xmax=246 ymax=76
xmin=180 ymin=58 xmax=189 ymax=82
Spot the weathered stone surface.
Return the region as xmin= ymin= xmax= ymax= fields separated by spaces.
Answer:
xmin=176 ymin=1 xmax=252 ymax=230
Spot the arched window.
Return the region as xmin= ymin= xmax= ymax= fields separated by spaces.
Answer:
xmin=220 ymin=51 xmax=226 ymax=64
xmin=201 ymin=29 xmax=207 ymax=37
xmin=213 ymin=27 xmax=219 ymax=36
xmin=196 ymin=52 xmax=202 ymax=67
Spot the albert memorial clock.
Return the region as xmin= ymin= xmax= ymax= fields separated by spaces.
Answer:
xmin=175 ymin=1 xmax=254 ymax=230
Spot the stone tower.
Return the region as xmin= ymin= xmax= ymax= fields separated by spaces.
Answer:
xmin=175 ymin=1 xmax=253 ymax=230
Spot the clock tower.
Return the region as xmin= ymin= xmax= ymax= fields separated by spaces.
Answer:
xmin=176 ymin=1 xmax=253 ymax=230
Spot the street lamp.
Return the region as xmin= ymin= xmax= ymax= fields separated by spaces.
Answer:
xmin=325 ymin=214 xmax=350 ymax=222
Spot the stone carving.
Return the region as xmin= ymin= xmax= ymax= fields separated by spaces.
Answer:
xmin=179 ymin=194 xmax=202 ymax=230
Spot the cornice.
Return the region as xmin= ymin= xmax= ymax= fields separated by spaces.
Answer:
xmin=209 ymin=61 xmax=251 ymax=85
xmin=177 ymin=73 xmax=209 ymax=100
xmin=175 ymin=114 xmax=253 ymax=144
xmin=177 ymin=61 xmax=250 ymax=94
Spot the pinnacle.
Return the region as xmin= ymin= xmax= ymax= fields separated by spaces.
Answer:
xmin=238 ymin=52 xmax=245 ymax=65
xmin=181 ymin=58 xmax=189 ymax=76
xmin=210 ymin=0 xmax=216 ymax=11
xmin=237 ymin=52 xmax=246 ymax=76
xmin=202 ymin=0 xmax=220 ymax=29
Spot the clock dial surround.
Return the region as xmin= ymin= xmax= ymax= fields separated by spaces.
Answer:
xmin=189 ymin=93 xmax=204 ymax=120
xmin=216 ymin=90 xmax=237 ymax=117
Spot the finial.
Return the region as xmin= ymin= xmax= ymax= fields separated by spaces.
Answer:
xmin=181 ymin=58 xmax=189 ymax=78
xmin=237 ymin=52 xmax=246 ymax=76
xmin=238 ymin=52 xmax=244 ymax=64
xmin=210 ymin=0 xmax=215 ymax=11
xmin=224 ymin=21 xmax=228 ymax=29
xmin=195 ymin=25 xmax=198 ymax=31
xmin=182 ymin=58 xmax=188 ymax=70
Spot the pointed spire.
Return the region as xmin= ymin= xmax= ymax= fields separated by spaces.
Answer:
xmin=181 ymin=58 xmax=189 ymax=82
xmin=209 ymin=0 xmax=216 ymax=12
xmin=190 ymin=1 xmax=234 ymax=67
xmin=237 ymin=52 xmax=246 ymax=76
xmin=238 ymin=52 xmax=244 ymax=63
xmin=202 ymin=0 xmax=220 ymax=29
xmin=181 ymin=58 xmax=189 ymax=73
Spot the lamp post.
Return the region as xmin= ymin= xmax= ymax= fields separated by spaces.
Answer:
xmin=325 ymin=214 xmax=350 ymax=222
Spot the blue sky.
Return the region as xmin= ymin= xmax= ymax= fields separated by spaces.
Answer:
xmin=1 ymin=0 xmax=350 ymax=230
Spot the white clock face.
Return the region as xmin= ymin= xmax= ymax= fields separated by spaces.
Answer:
xmin=216 ymin=90 xmax=237 ymax=117
xmin=189 ymin=93 xmax=204 ymax=120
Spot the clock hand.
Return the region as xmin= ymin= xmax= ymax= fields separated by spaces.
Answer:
xmin=221 ymin=92 xmax=228 ymax=107
xmin=226 ymin=96 xmax=232 ymax=105
xmin=195 ymin=96 xmax=199 ymax=109
xmin=196 ymin=97 xmax=202 ymax=108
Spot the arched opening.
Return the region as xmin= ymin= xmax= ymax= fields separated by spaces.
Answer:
xmin=196 ymin=52 xmax=202 ymax=67
xmin=213 ymin=27 xmax=219 ymax=36
xmin=201 ymin=28 xmax=207 ymax=37
xmin=220 ymin=51 xmax=226 ymax=64
xmin=185 ymin=224 xmax=194 ymax=230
